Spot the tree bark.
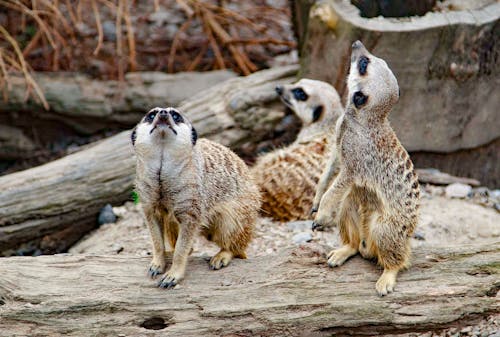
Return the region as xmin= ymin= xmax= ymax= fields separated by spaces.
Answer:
xmin=0 ymin=243 xmax=498 ymax=336
xmin=0 ymin=65 xmax=299 ymax=256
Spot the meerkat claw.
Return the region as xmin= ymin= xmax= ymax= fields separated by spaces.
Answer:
xmin=310 ymin=206 xmax=318 ymax=215
xmin=148 ymin=261 xmax=165 ymax=278
xmin=158 ymin=273 xmax=179 ymax=288
xmin=209 ymin=250 xmax=233 ymax=270
xmin=375 ymin=270 xmax=398 ymax=296
xmin=327 ymin=246 xmax=357 ymax=268
xmin=311 ymin=221 xmax=323 ymax=231
xmin=148 ymin=267 xmax=161 ymax=278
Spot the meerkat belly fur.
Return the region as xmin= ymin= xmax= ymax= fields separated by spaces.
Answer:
xmin=132 ymin=107 xmax=260 ymax=288
xmin=251 ymin=79 xmax=343 ymax=221
xmin=312 ymin=41 xmax=420 ymax=296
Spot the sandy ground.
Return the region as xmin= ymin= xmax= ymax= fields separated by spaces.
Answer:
xmin=71 ymin=190 xmax=499 ymax=258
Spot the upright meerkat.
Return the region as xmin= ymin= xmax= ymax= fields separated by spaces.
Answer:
xmin=251 ymin=79 xmax=343 ymax=221
xmin=312 ymin=41 xmax=420 ymax=296
xmin=132 ymin=107 xmax=260 ymax=288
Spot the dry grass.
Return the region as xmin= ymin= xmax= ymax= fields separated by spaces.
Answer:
xmin=0 ymin=0 xmax=295 ymax=109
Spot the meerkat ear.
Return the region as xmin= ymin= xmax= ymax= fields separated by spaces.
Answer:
xmin=131 ymin=128 xmax=137 ymax=146
xmin=312 ymin=105 xmax=324 ymax=122
xmin=191 ymin=126 xmax=198 ymax=145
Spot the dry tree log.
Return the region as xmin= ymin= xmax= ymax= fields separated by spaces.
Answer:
xmin=0 ymin=65 xmax=299 ymax=256
xmin=0 ymin=243 xmax=498 ymax=336
xmin=0 ymin=70 xmax=236 ymax=135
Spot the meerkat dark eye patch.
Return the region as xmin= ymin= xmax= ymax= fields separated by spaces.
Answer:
xmin=358 ymin=56 xmax=370 ymax=76
xmin=170 ymin=110 xmax=183 ymax=124
xmin=353 ymin=91 xmax=368 ymax=108
xmin=145 ymin=110 xmax=157 ymax=124
xmin=312 ymin=105 xmax=323 ymax=122
xmin=131 ymin=129 xmax=137 ymax=146
xmin=191 ymin=127 xmax=198 ymax=145
xmin=291 ymin=87 xmax=308 ymax=101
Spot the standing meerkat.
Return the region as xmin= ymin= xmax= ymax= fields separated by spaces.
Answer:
xmin=132 ymin=107 xmax=260 ymax=288
xmin=312 ymin=41 xmax=420 ymax=296
xmin=251 ymin=79 xmax=343 ymax=221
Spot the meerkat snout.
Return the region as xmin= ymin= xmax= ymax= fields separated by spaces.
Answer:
xmin=132 ymin=107 xmax=197 ymax=150
xmin=348 ymin=41 xmax=399 ymax=113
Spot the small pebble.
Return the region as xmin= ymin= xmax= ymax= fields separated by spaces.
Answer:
xmin=292 ymin=232 xmax=312 ymax=244
xmin=461 ymin=326 xmax=472 ymax=333
xmin=445 ymin=183 xmax=472 ymax=199
xmin=287 ymin=220 xmax=313 ymax=232
xmin=413 ymin=232 xmax=425 ymax=241
xmin=98 ymin=204 xmax=117 ymax=226
xmin=111 ymin=243 xmax=124 ymax=254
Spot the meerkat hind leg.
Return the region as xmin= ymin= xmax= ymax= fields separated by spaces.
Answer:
xmin=327 ymin=245 xmax=358 ymax=267
xmin=376 ymin=269 xmax=398 ymax=296
xmin=209 ymin=250 xmax=234 ymax=270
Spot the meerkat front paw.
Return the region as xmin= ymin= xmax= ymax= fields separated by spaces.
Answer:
xmin=327 ymin=245 xmax=357 ymax=267
xmin=148 ymin=258 xmax=166 ymax=278
xmin=375 ymin=269 xmax=398 ymax=296
xmin=158 ymin=269 xmax=184 ymax=288
xmin=209 ymin=250 xmax=234 ymax=270
xmin=312 ymin=210 xmax=336 ymax=231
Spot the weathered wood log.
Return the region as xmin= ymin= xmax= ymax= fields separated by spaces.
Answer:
xmin=294 ymin=0 xmax=500 ymax=186
xmin=1 ymin=70 xmax=236 ymax=133
xmin=416 ymin=168 xmax=480 ymax=186
xmin=0 ymin=65 xmax=299 ymax=256
xmin=0 ymin=243 xmax=498 ymax=336
xmin=0 ymin=70 xmax=236 ymax=166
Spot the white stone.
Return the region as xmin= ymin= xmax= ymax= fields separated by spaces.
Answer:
xmin=292 ymin=232 xmax=312 ymax=244
xmin=445 ymin=183 xmax=472 ymax=198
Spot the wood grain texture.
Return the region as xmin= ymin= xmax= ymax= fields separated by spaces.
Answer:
xmin=0 ymin=243 xmax=498 ymax=336
xmin=0 ymin=65 xmax=299 ymax=255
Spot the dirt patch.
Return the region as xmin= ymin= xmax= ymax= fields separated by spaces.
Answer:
xmin=70 ymin=190 xmax=500 ymax=258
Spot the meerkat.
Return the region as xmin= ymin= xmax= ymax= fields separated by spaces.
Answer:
xmin=131 ymin=107 xmax=261 ymax=288
xmin=251 ymin=79 xmax=343 ymax=221
xmin=312 ymin=41 xmax=420 ymax=296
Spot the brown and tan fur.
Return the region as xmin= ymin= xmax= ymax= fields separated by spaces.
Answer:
xmin=132 ymin=107 xmax=261 ymax=288
xmin=252 ymin=79 xmax=343 ymax=221
xmin=312 ymin=41 xmax=420 ymax=296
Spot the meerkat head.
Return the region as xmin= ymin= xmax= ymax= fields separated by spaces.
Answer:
xmin=131 ymin=107 xmax=198 ymax=154
xmin=275 ymin=78 xmax=342 ymax=126
xmin=347 ymin=40 xmax=399 ymax=117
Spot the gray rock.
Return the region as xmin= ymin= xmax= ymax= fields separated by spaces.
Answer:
xmin=490 ymin=189 xmax=500 ymax=200
xmin=102 ymin=21 xmax=116 ymax=41
xmin=445 ymin=183 xmax=472 ymax=199
xmin=292 ymin=232 xmax=312 ymax=244
xmin=287 ymin=220 xmax=313 ymax=231
xmin=148 ymin=10 xmax=184 ymax=26
xmin=412 ymin=232 xmax=425 ymax=241
xmin=98 ymin=204 xmax=117 ymax=225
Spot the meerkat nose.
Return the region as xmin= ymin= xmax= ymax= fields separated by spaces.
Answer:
xmin=351 ymin=40 xmax=368 ymax=61
xmin=158 ymin=109 xmax=169 ymax=119
xmin=352 ymin=40 xmax=364 ymax=50
xmin=275 ymin=85 xmax=283 ymax=96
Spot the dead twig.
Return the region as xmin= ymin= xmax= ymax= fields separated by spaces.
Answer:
xmin=91 ymin=0 xmax=104 ymax=56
